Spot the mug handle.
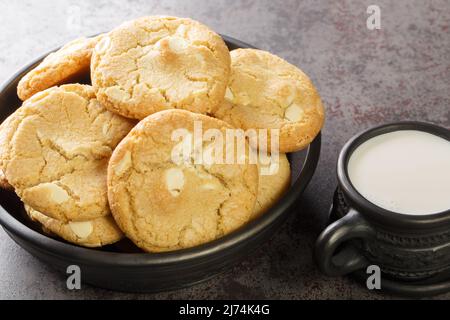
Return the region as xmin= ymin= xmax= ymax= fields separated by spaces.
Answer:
xmin=315 ymin=209 xmax=376 ymax=276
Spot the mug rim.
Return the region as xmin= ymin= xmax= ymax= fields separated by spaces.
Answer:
xmin=337 ymin=121 xmax=450 ymax=230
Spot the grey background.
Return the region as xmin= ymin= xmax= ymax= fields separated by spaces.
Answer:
xmin=0 ymin=0 xmax=449 ymax=299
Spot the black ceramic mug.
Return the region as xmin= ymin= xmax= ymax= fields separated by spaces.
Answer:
xmin=315 ymin=121 xmax=450 ymax=281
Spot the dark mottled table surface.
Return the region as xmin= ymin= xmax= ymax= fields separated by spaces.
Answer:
xmin=0 ymin=0 xmax=449 ymax=299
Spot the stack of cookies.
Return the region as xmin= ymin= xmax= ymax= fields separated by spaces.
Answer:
xmin=0 ymin=16 xmax=324 ymax=252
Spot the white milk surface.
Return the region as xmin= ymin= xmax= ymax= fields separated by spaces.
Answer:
xmin=348 ymin=130 xmax=450 ymax=215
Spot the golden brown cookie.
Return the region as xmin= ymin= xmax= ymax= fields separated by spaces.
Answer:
xmin=252 ymin=153 xmax=291 ymax=219
xmin=214 ymin=49 xmax=325 ymax=153
xmin=0 ymin=114 xmax=18 ymax=190
xmin=107 ymin=109 xmax=258 ymax=252
xmin=2 ymin=84 xmax=135 ymax=222
xmin=91 ymin=16 xmax=231 ymax=119
xmin=17 ymin=36 xmax=102 ymax=101
xmin=25 ymin=205 xmax=123 ymax=248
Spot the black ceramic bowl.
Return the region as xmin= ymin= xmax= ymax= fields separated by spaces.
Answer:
xmin=0 ymin=35 xmax=321 ymax=292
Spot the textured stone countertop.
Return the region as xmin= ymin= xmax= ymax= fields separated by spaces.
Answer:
xmin=0 ymin=0 xmax=449 ymax=299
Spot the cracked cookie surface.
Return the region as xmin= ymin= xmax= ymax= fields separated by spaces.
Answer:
xmin=91 ymin=16 xmax=231 ymax=120
xmin=0 ymin=114 xmax=18 ymax=190
xmin=108 ymin=109 xmax=258 ymax=252
xmin=17 ymin=36 xmax=101 ymax=101
xmin=2 ymin=84 xmax=135 ymax=221
xmin=253 ymin=153 xmax=291 ymax=219
xmin=25 ymin=205 xmax=124 ymax=247
xmin=214 ymin=49 xmax=325 ymax=153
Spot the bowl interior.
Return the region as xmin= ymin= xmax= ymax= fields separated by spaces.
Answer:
xmin=0 ymin=36 xmax=316 ymax=257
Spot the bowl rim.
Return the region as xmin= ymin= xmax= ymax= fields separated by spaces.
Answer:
xmin=0 ymin=34 xmax=322 ymax=267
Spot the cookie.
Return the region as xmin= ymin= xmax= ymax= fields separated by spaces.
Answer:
xmin=213 ymin=49 xmax=325 ymax=153
xmin=91 ymin=16 xmax=231 ymax=119
xmin=25 ymin=206 xmax=124 ymax=247
xmin=2 ymin=84 xmax=135 ymax=222
xmin=252 ymin=153 xmax=291 ymax=219
xmin=0 ymin=114 xmax=19 ymax=190
xmin=17 ymin=35 xmax=102 ymax=101
xmin=107 ymin=109 xmax=258 ymax=252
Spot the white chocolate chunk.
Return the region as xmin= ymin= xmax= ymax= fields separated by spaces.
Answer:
xmin=284 ymin=104 xmax=304 ymax=122
xmin=69 ymin=221 xmax=94 ymax=239
xmin=280 ymin=85 xmax=295 ymax=107
xmin=201 ymin=183 xmax=218 ymax=190
xmin=115 ymin=151 xmax=131 ymax=176
xmin=0 ymin=169 xmax=6 ymax=180
xmin=168 ymin=37 xmax=189 ymax=52
xmin=156 ymin=37 xmax=189 ymax=53
xmin=225 ymin=87 xmax=234 ymax=101
xmin=95 ymin=36 xmax=111 ymax=54
xmin=40 ymin=183 xmax=70 ymax=204
xmin=176 ymin=24 xmax=188 ymax=36
xmin=260 ymin=162 xmax=280 ymax=176
xmin=165 ymin=168 xmax=185 ymax=197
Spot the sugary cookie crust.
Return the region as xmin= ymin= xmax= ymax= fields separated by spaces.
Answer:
xmin=214 ymin=49 xmax=325 ymax=153
xmin=252 ymin=153 xmax=291 ymax=219
xmin=0 ymin=114 xmax=19 ymax=190
xmin=17 ymin=36 xmax=102 ymax=101
xmin=25 ymin=206 xmax=123 ymax=247
xmin=108 ymin=109 xmax=258 ymax=252
xmin=3 ymin=84 xmax=135 ymax=222
xmin=91 ymin=16 xmax=231 ymax=119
